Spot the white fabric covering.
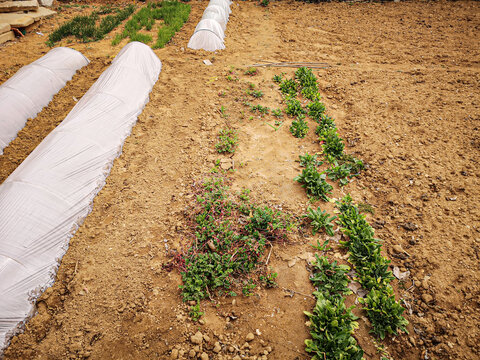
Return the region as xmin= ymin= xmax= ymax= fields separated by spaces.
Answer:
xmin=209 ymin=0 xmax=232 ymax=15
xmin=202 ymin=8 xmax=227 ymax=31
xmin=0 ymin=47 xmax=89 ymax=154
xmin=0 ymin=42 xmax=161 ymax=353
xmin=204 ymin=4 xmax=228 ymax=22
xmin=187 ymin=0 xmax=232 ymax=52
xmin=195 ymin=19 xmax=225 ymax=40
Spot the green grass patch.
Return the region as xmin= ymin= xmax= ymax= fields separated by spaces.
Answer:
xmin=112 ymin=1 xmax=190 ymax=49
xmin=47 ymin=5 xmax=135 ymax=46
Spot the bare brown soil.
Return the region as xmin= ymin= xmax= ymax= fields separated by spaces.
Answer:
xmin=1 ymin=1 xmax=479 ymax=359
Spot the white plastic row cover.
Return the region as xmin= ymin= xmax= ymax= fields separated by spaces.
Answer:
xmin=0 ymin=42 xmax=162 ymax=353
xmin=187 ymin=0 xmax=233 ymax=52
xmin=0 ymin=47 xmax=89 ymax=154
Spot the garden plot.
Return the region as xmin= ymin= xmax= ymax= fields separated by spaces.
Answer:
xmin=0 ymin=1 xmax=479 ymax=360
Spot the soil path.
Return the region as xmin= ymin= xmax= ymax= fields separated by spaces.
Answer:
xmin=1 ymin=1 xmax=479 ymax=359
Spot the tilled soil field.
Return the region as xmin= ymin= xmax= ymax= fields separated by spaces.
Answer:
xmin=0 ymin=1 xmax=479 ymax=359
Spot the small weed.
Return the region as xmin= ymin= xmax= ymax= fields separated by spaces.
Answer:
xmin=250 ymin=104 xmax=270 ymax=116
xmin=215 ymin=129 xmax=237 ymax=154
xmin=189 ymin=302 xmax=204 ymax=321
xmin=260 ymin=0 xmax=269 ymax=7
xmin=248 ymin=82 xmax=256 ymax=89
xmin=247 ymin=89 xmax=264 ymax=98
xmin=272 ymin=74 xmax=284 ymax=83
xmin=272 ymin=109 xmax=283 ymax=118
xmin=220 ymin=105 xmax=228 ymax=118
xmin=244 ymin=67 xmax=258 ymax=76
xmin=259 ymin=271 xmax=278 ymax=288
xmin=226 ymin=75 xmax=238 ymax=82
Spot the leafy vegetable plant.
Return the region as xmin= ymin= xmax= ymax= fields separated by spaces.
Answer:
xmin=294 ymin=166 xmax=333 ymax=201
xmin=290 ymin=116 xmax=309 ymax=138
xmin=304 ymin=207 xmax=336 ymax=236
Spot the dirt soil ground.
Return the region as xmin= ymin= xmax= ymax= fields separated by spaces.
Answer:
xmin=1 ymin=1 xmax=479 ymax=359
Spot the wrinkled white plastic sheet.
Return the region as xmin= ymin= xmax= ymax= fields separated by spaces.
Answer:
xmin=0 ymin=42 xmax=161 ymax=353
xmin=188 ymin=0 xmax=232 ymax=52
xmin=0 ymin=47 xmax=89 ymax=154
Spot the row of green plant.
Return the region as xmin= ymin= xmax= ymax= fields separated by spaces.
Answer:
xmin=47 ymin=5 xmax=135 ymax=46
xmin=274 ymin=68 xmax=364 ymax=193
xmin=336 ymin=195 xmax=409 ymax=340
xmin=112 ymin=1 xmax=190 ymax=49
xmin=171 ymin=178 xmax=293 ymax=305
xmin=304 ymin=251 xmax=364 ymax=360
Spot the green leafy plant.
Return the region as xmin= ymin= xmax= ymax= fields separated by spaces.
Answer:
xmin=295 ymin=67 xmax=320 ymax=100
xmin=215 ymin=129 xmax=237 ymax=154
xmin=307 ymin=101 xmax=326 ymax=121
xmin=318 ymin=128 xmax=345 ymax=160
xmin=250 ymin=104 xmax=270 ymax=115
xmin=260 ymin=0 xmax=269 ymax=6
xmin=304 ymin=207 xmax=336 ymax=236
xmin=294 ymin=166 xmax=333 ymax=201
xmin=336 ymin=196 xmax=409 ymax=339
xmin=298 ymin=152 xmax=323 ymax=168
xmin=359 ymin=287 xmax=409 ymax=340
xmin=272 ymin=109 xmax=283 ymax=118
xmin=310 ymin=255 xmax=351 ymax=299
xmin=242 ymin=279 xmax=257 ymax=296
xmin=290 ymin=116 xmax=309 ymax=138
xmin=244 ymin=67 xmax=258 ymax=76
xmin=259 ymin=271 xmax=278 ymax=288
xmin=272 ymin=74 xmax=283 ymax=83
xmin=279 ymin=78 xmax=298 ymax=97
xmin=315 ymin=114 xmax=336 ymax=135
xmin=304 ymin=293 xmax=364 ymax=360
xmin=285 ymin=97 xmax=306 ymax=117
xmin=247 ymin=89 xmax=263 ymax=98
xmin=295 ymin=67 xmax=318 ymax=91
xmin=325 ymin=156 xmax=364 ymax=186
xmin=189 ymin=302 xmax=204 ymax=321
